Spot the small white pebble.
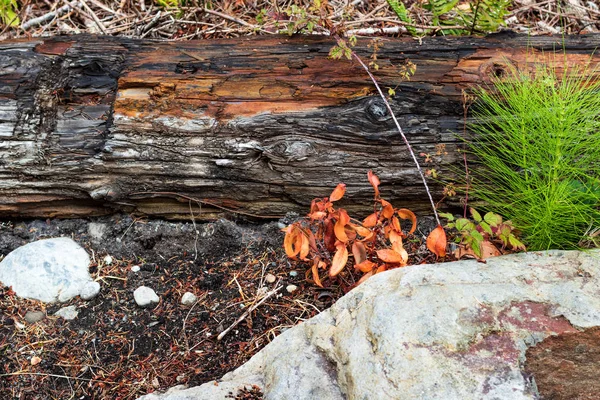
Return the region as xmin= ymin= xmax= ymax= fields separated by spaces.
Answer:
xmin=289 ymin=271 xmax=298 ymax=277
xmin=103 ymin=255 xmax=113 ymax=265
xmin=286 ymin=284 xmax=298 ymax=293
xmin=131 ymin=265 xmax=140 ymax=272
xmin=181 ymin=292 xmax=198 ymax=306
xmin=265 ymin=273 xmax=276 ymax=283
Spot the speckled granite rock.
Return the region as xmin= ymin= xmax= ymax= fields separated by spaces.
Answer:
xmin=0 ymin=237 xmax=92 ymax=303
xmin=138 ymin=250 xmax=600 ymax=400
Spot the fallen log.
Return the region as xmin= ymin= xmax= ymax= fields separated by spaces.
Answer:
xmin=0 ymin=33 xmax=599 ymax=219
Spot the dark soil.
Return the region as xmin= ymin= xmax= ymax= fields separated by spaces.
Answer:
xmin=0 ymin=214 xmax=349 ymax=400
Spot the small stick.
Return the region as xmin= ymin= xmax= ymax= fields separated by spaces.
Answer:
xmin=343 ymin=43 xmax=441 ymax=226
xmin=203 ymin=7 xmax=256 ymax=28
xmin=79 ymin=0 xmax=107 ymax=34
xmin=217 ymin=283 xmax=282 ymax=341
xmin=22 ymin=3 xmax=80 ymax=30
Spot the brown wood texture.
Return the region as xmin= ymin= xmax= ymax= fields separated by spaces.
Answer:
xmin=1 ymin=33 xmax=599 ymax=219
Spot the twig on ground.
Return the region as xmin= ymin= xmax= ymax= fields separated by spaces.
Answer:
xmin=217 ymin=283 xmax=282 ymax=341
xmin=22 ymin=3 xmax=80 ymax=30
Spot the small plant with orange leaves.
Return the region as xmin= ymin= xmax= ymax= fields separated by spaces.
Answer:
xmin=283 ymin=171 xmax=447 ymax=287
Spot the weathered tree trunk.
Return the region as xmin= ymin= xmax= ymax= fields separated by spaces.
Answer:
xmin=1 ymin=33 xmax=599 ymax=219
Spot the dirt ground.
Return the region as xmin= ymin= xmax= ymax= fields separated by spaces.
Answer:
xmin=0 ymin=214 xmax=397 ymax=399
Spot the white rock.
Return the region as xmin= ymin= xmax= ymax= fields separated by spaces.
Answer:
xmin=24 ymin=311 xmax=45 ymax=324
xmin=88 ymin=222 xmax=107 ymax=243
xmin=181 ymin=292 xmax=198 ymax=306
xmin=265 ymin=273 xmax=276 ymax=283
xmin=286 ymin=284 xmax=298 ymax=293
xmin=131 ymin=265 xmax=141 ymax=272
xmin=136 ymin=250 xmax=600 ymax=400
xmin=0 ymin=238 xmax=92 ymax=303
xmin=80 ymin=281 xmax=101 ymax=300
xmin=54 ymin=305 xmax=78 ymax=320
xmin=103 ymin=255 xmax=113 ymax=265
xmin=134 ymin=286 xmax=160 ymax=307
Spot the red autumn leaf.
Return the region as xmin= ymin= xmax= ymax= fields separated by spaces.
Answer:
xmin=329 ymin=183 xmax=346 ymax=202
xmin=355 ymin=259 xmax=376 ymax=273
xmin=363 ymin=213 xmax=378 ymax=228
xmin=397 ymin=208 xmax=417 ymax=234
xmin=376 ymin=249 xmax=405 ymax=263
xmin=329 ymin=244 xmax=349 ymax=277
xmin=324 ymin=220 xmax=336 ymax=252
xmin=426 ymin=225 xmax=447 ymax=258
xmin=352 ymin=241 xmax=367 ymax=265
xmin=368 ymin=170 xmax=380 ymax=198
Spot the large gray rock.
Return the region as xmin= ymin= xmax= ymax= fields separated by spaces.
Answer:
xmin=138 ymin=250 xmax=600 ymax=400
xmin=0 ymin=237 xmax=92 ymax=303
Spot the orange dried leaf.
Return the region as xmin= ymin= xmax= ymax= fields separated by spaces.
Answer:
xmin=363 ymin=213 xmax=378 ymax=228
xmin=392 ymin=216 xmax=401 ymax=232
xmin=334 ymin=219 xmax=349 ymax=242
xmin=357 ymin=270 xmax=374 ymax=285
xmin=375 ymin=264 xmax=387 ymax=274
xmin=389 ymin=229 xmax=404 ymax=244
xmin=338 ymin=209 xmax=350 ymax=225
xmin=376 ymin=249 xmax=405 ymax=263
xmin=329 ymin=183 xmax=346 ymax=202
xmin=352 ymin=224 xmax=372 ymax=238
xmin=352 ymin=241 xmax=367 ymax=265
xmin=355 ymin=259 xmax=376 ymax=273
xmin=312 ymin=260 xmax=323 ymax=287
xmin=380 ymin=199 xmax=394 ymax=219
xmin=426 ymin=225 xmax=447 ymax=258
xmin=308 ymin=211 xmax=327 ymax=220
xmin=329 ymin=245 xmax=349 ymax=277
xmin=397 ymin=208 xmax=417 ymax=234
xmin=283 ymin=226 xmax=300 ymax=259
xmin=299 ymin=233 xmax=310 ymax=261
xmin=391 ymin=241 xmax=409 ymax=265
xmin=368 ymin=170 xmax=380 ymax=198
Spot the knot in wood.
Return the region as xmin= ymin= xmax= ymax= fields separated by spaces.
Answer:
xmin=479 ymin=58 xmax=516 ymax=82
xmin=263 ymin=141 xmax=313 ymax=164
xmin=365 ymin=98 xmax=390 ymax=123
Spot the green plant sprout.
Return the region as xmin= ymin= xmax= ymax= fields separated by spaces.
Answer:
xmin=465 ymin=61 xmax=600 ymax=250
xmin=0 ymin=0 xmax=19 ymax=27
xmin=440 ymin=208 xmax=525 ymax=259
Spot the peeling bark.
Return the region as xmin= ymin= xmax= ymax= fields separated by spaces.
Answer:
xmin=1 ymin=33 xmax=599 ymax=219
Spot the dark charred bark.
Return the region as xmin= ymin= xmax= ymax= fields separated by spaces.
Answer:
xmin=1 ymin=33 xmax=599 ymax=219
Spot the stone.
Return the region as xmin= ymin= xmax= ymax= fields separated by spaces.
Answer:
xmin=24 ymin=311 xmax=45 ymax=324
xmin=88 ymin=222 xmax=107 ymax=243
xmin=0 ymin=238 xmax=92 ymax=303
xmin=285 ymin=284 xmax=298 ymax=293
xmin=137 ymin=250 xmax=600 ymax=400
xmin=103 ymin=255 xmax=113 ymax=265
xmin=131 ymin=265 xmax=141 ymax=273
xmin=54 ymin=305 xmax=78 ymax=320
xmin=80 ymin=281 xmax=101 ymax=300
xmin=265 ymin=273 xmax=276 ymax=284
xmin=181 ymin=292 xmax=197 ymax=306
xmin=134 ymin=286 xmax=160 ymax=307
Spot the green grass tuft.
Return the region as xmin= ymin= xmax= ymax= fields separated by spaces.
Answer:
xmin=466 ymin=62 xmax=600 ymax=250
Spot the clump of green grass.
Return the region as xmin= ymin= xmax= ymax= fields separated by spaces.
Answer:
xmin=466 ymin=62 xmax=600 ymax=250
